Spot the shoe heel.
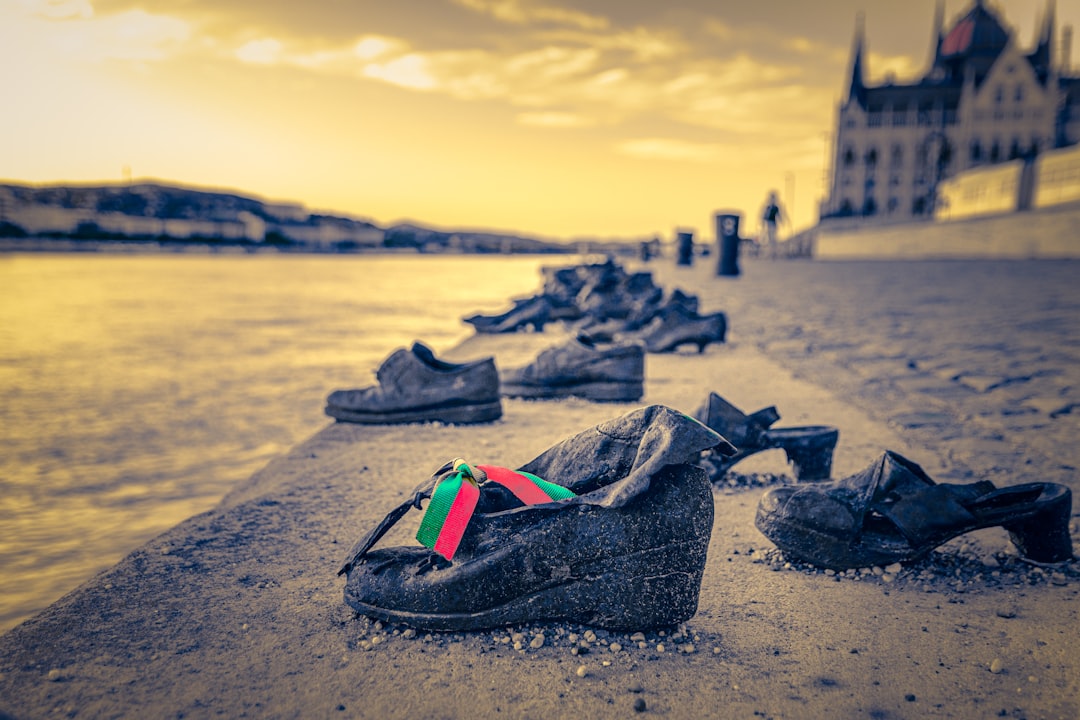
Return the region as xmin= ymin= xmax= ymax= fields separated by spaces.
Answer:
xmin=784 ymin=446 xmax=833 ymax=481
xmin=1003 ymin=488 xmax=1074 ymax=564
xmin=773 ymin=427 xmax=838 ymax=483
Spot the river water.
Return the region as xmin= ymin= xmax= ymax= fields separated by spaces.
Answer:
xmin=0 ymin=252 xmax=566 ymax=632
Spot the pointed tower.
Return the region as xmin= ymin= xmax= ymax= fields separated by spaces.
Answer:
xmin=927 ymin=0 xmax=945 ymax=75
xmin=845 ymin=13 xmax=868 ymax=108
xmin=1032 ymin=1 xmax=1055 ymax=75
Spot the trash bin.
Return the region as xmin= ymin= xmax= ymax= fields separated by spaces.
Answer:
xmin=715 ymin=212 xmax=740 ymax=277
xmin=676 ymin=230 xmax=694 ymax=266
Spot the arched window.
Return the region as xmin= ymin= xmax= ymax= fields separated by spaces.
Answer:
xmin=990 ymin=141 xmax=1001 ymax=162
xmin=1009 ymin=138 xmax=1022 ymax=159
xmin=862 ymin=196 xmax=877 ymax=216
xmin=970 ymin=139 xmax=983 ymax=162
xmin=865 ymin=147 xmax=878 ymax=166
xmin=891 ymin=144 xmax=903 ymax=166
xmin=1014 ymin=84 xmax=1024 ymax=103
xmin=843 ymin=147 xmax=855 ymax=166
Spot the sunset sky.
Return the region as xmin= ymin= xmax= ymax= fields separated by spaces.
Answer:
xmin=2 ymin=0 xmax=1076 ymax=240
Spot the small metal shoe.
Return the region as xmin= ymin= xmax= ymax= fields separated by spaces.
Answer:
xmin=755 ymin=450 xmax=1074 ymax=570
xmin=325 ymin=342 xmax=502 ymax=424
xmin=501 ymin=334 xmax=645 ymax=402
xmin=694 ymin=392 xmax=838 ymax=481
xmin=463 ymin=294 xmax=554 ymax=334
xmin=638 ymin=304 xmax=727 ymax=354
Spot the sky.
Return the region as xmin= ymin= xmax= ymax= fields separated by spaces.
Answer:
xmin=2 ymin=0 xmax=1078 ymax=241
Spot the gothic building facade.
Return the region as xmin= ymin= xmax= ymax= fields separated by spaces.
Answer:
xmin=821 ymin=0 xmax=1080 ymax=223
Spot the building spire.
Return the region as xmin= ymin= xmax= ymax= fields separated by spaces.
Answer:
xmin=1030 ymin=0 xmax=1055 ymax=72
xmin=845 ymin=12 xmax=867 ymax=107
xmin=928 ymin=0 xmax=944 ymax=71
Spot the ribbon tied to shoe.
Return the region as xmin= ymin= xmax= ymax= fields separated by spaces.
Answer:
xmin=416 ymin=458 xmax=577 ymax=560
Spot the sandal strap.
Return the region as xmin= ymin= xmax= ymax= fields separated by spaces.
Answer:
xmin=873 ymin=481 xmax=995 ymax=546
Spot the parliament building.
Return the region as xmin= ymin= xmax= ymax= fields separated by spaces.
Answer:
xmin=821 ymin=0 xmax=1080 ymax=223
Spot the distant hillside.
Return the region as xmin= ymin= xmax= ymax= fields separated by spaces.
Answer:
xmin=0 ymin=181 xmax=579 ymax=254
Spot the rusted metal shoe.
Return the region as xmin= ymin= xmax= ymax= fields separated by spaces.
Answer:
xmin=325 ymin=342 xmax=502 ymax=424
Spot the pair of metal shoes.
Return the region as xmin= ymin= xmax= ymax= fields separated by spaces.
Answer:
xmin=323 ymin=335 xmax=646 ymax=426
xmin=696 ymin=393 xmax=1073 ymax=572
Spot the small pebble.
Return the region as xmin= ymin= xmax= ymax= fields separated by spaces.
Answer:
xmin=905 ymin=694 xmax=916 ymax=702
xmin=630 ymin=632 xmax=646 ymax=642
xmin=633 ymin=697 xmax=647 ymax=712
xmin=601 ymin=660 xmax=611 ymax=667
xmin=576 ymin=665 xmax=587 ymax=678
xmin=713 ymin=647 xmax=722 ymax=655
xmin=990 ymin=658 xmax=1004 ymax=674
xmin=47 ymin=669 xmax=62 ymax=682
xmin=885 ymin=562 xmax=903 ymax=574
xmin=530 ymin=634 xmax=545 ymax=649
xmin=881 ymin=573 xmax=895 ymax=583
xmin=402 ymin=628 xmax=416 ymax=639
xmin=584 ymin=630 xmax=597 ymax=642
xmin=682 ymin=643 xmax=696 ymax=654
xmin=513 ymin=641 xmax=523 ymax=651
xmin=370 ymin=636 xmax=383 ymax=646
xmin=655 ymin=644 xmax=665 ymax=653
xmin=609 ymin=643 xmax=622 ymax=653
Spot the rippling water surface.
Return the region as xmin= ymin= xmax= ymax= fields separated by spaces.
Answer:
xmin=0 ymin=252 xmax=564 ymax=631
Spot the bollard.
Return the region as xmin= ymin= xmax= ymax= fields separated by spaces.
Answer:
xmin=715 ymin=212 xmax=740 ymax=277
xmin=676 ymin=230 xmax=694 ymax=266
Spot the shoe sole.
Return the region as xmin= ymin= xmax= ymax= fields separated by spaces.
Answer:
xmin=501 ymin=380 xmax=644 ymax=402
xmin=325 ymin=400 xmax=503 ymax=425
xmin=344 ymin=541 xmax=703 ymax=631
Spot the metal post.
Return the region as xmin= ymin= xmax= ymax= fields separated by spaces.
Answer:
xmin=715 ymin=212 xmax=741 ymax=277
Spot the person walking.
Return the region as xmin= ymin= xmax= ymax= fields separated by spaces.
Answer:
xmin=761 ymin=191 xmax=786 ymax=260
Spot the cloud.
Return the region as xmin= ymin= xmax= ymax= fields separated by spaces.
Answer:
xmin=516 ymin=111 xmax=596 ymax=127
xmin=452 ymin=0 xmax=608 ymax=31
xmin=616 ymin=138 xmax=725 ymax=163
xmin=18 ymin=0 xmax=93 ymax=20
xmin=362 ymin=53 xmax=439 ymax=91
xmin=235 ymin=38 xmax=282 ymax=65
xmin=353 ymin=35 xmax=404 ymax=61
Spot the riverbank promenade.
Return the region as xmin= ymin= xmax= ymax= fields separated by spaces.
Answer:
xmin=1 ymin=254 xmax=1077 ymax=719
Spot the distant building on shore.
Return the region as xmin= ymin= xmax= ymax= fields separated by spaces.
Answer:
xmin=820 ymin=0 xmax=1080 ymax=226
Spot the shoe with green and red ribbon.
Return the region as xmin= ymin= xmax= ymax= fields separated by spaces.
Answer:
xmin=416 ymin=458 xmax=577 ymax=560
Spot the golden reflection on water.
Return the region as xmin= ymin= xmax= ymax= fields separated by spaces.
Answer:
xmin=0 ymin=252 xmax=560 ymax=631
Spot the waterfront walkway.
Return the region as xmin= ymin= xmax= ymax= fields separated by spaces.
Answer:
xmin=1 ymin=256 xmax=1077 ymax=719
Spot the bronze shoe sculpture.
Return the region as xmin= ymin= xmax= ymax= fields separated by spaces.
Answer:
xmin=694 ymin=392 xmax=838 ymax=481
xmin=501 ymin=334 xmax=645 ymax=402
xmin=638 ymin=304 xmax=727 ymax=353
xmin=325 ymin=342 xmax=502 ymax=424
xmin=338 ymin=405 xmax=735 ymax=631
xmin=755 ymin=450 xmax=1074 ymax=571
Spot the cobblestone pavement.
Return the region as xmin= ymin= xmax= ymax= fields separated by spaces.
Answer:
xmin=644 ymin=257 xmax=1080 ymax=492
